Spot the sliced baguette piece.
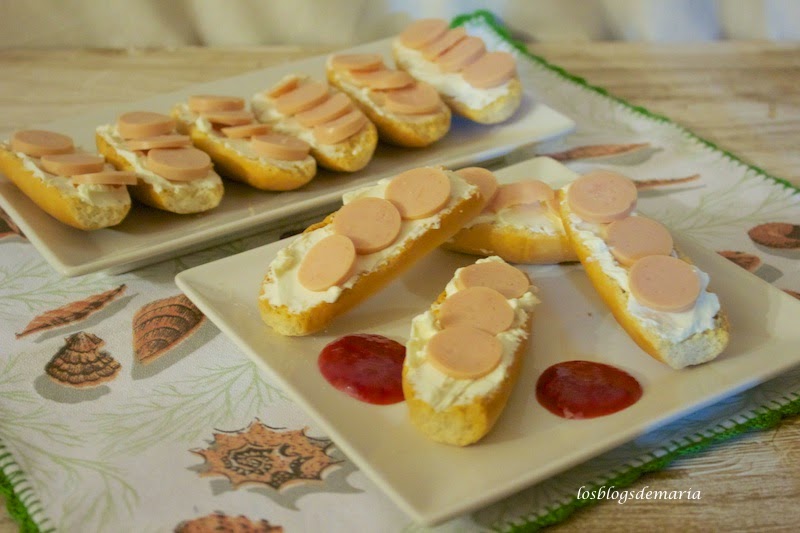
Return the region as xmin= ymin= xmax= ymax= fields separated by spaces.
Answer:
xmin=403 ymin=256 xmax=539 ymax=446
xmin=325 ymin=62 xmax=451 ymax=148
xmin=444 ymin=221 xmax=575 ymax=264
xmin=251 ymin=76 xmax=378 ymax=172
xmin=0 ymin=141 xmax=131 ymax=231
xmin=391 ymin=37 xmax=523 ymax=124
xmin=171 ymin=104 xmax=316 ymax=191
xmin=557 ymin=187 xmax=730 ymax=369
xmin=96 ymin=127 xmax=223 ymax=214
xmin=259 ymin=168 xmax=483 ymax=336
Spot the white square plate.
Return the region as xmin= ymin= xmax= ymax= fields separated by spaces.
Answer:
xmin=175 ymin=157 xmax=800 ymax=525
xmin=0 ymin=38 xmax=574 ymax=276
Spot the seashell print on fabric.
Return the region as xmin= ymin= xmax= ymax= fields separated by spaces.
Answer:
xmin=16 ymin=284 xmax=127 ymax=338
xmin=748 ymin=222 xmax=800 ymax=249
xmin=192 ymin=419 xmax=341 ymax=491
xmin=174 ymin=511 xmax=283 ymax=533
xmin=0 ymin=207 xmax=24 ymax=240
xmin=634 ymin=174 xmax=700 ymax=190
xmin=132 ymin=293 xmax=205 ymax=365
xmin=45 ymin=331 xmax=121 ymax=388
xmin=717 ymin=251 xmax=762 ymax=272
xmin=542 ymin=142 xmax=652 ymax=162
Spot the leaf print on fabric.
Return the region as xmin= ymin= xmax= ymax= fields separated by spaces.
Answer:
xmin=44 ymin=332 xmax=121 ymax=388
xmin=0 ymin=207 xmax=24 ymax=240
xmin=174 ymin=511 xmax=284 ymax=533
xmin=16 ymin=284 xmax=127 ymax=338
xmin=542 ymin=142 xmax=652 ymax=162
xmin=192 ymin=420 xmax=341 ymax=491
xmin=717 ymin=251 xmax=761 ymax=272
xmin=635 ymin=174 xmax=700 ymax=190
xmin=95 ymin=358 xmax=289 ymax=457
xmin=132 ymin=293 xmax=205 ymax=365
xmin=748 ymin=222 xmax=800 ymax=249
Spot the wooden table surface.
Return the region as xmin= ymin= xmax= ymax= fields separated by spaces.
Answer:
xmin=1 ymin=42 xmax=799 ymax=532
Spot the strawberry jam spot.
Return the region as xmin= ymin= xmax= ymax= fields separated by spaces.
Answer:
xmin=536 ymin=360 xmax=642 ymax=419
xmin=318 ymin=334 xmax=405 ymax=405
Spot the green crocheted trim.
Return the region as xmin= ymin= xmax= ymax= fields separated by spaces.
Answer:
xmin=0 ymin=441 xmax=42 ymax=533
xmin=452 ymin=9 xmax=800 ymax=194
xmin=451 ymin=9 xmax=800 ymax=530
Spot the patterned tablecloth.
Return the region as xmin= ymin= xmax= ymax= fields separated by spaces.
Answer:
xmin=2 ymin=10 xmax=799 ymax=533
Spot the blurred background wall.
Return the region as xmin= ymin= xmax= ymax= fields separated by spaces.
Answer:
xmin=1 ymin=0 xmax=798 ymax=48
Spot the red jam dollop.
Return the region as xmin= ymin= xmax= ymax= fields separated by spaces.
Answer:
xmin=535 ymin=360 xmax=643 ymax=419
xmin=318 ymin=334 xmax=405 ymax=405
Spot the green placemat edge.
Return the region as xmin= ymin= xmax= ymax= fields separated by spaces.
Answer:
xmin=0 ymin=439 xmax=47 ymax=533
xmin=452 ymin=9 xmax=799 ymax=194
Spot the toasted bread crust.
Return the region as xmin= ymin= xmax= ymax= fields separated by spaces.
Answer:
xmin=172 ymin=112 xmax=316 ymax=191
xmin=0 ymin=148 xmax=130 ymax=230
xmin=443 ymin=221 xmax=577 ymax=264
xmin=557 ymin=190 xmax=730 ymax=368
xmin=258 ymin=186 xmax=484 ymax=336
xmin=96 ymin=132 xmax=223 ymax=214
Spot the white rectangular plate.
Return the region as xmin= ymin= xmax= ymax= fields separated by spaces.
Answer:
xmin=0 ymin=38 xmax=574 ymax=276
xmin=175 ymin=156 xmax=800 ymax=525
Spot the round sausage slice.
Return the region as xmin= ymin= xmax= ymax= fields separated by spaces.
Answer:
xmin=350 ymin=69 xmax=414 ymax=90
xmin=125 ymin=134 xmax=192 ymax=151
xmin=266 ymin=76 xmax=300 ymax=99
xmin=455 ymin=167 xmax=498 ymax=205
xmin=463 ymin=51 xmax=517 ymax=89
xmin=385 ymin=167 xmax=451 ymax=220
xmin=384 ymin=83 xmax=441 ymax=115
xmin=427 ymin=326 xmax=503 ymax=380
xmin=188 ymin=95 xmax=245 ymax=113
xmin=489 ymin=180 xmax=554 ymax=212
xmin=297 ymin=234 xmax=356 ymax=292
xmin=201 ymin=110 xmax=255 ymax=127
xmin=439 ymin=286 xmax=514 ymax=334
xmin=398 ymin=18 xmax=449 ymax=50
xmin=250 ymin=134 xmax=310 ymax=161
xmin=39 ymin=154 xmax=105 ymax=176
xmin=567 ymin=170 xmax=638 ymax=224
xmin=434 ymin=36 xmax=486 ymax=73
xmin=330 ymin=53 xmax=384 ymax=72
xmin=10 ymin=130 xmax=74 ymax=157
xmin=421 ymin=27 xmax=467 ymax=60
xmin=275 ymin=82 xmax=330 ymax=115
xmin=117 ymin=112 xmax=175 ymax=140
xmin=71 ymin=170 xmax=138 ymax=186
xmin=220 ymin=123 xmax=271 ymax=139
xmin=145 ymin=147 xmax=211 ymax=181
xmin=455 ymin=261 xmax=530 ymax=299
xmin=333 ymin=197 xmax=402 ymax=254
xmin=629 ymin=255 xmax=701 ymax=312
xmin=312 ymin=109 xmax=367 ymax=145
xmin=606 ymin=215 xmax=674 ymax=266
xmin=296 ymin=93 xmax=353 ymax=127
